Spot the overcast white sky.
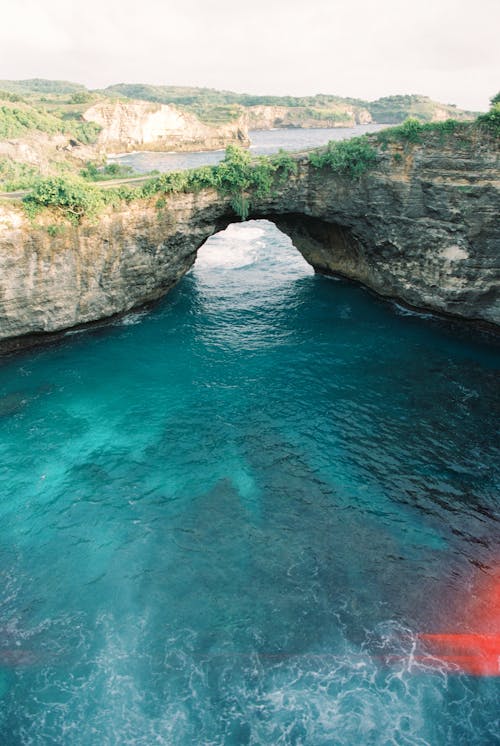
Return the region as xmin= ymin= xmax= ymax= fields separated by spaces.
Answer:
xmin=0 ymin=0 xmax=498 ymax=110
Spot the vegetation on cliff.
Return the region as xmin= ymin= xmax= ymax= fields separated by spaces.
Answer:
xmin=104 ymin=84 xmax=476 ymax=125
xmin=373 ymin=97 xmax=500 ymax=144
xmin=476 ymin=93 xmax=500 ymax=138
xmin=308 ymin=137 xmax=378 ymax=177
xmin=17 ymin=96 xmax=498 ymax=225
xmin=365 ymin=94 xmax=476 ymax=124
xmin=22 ymin=177 xmax=106 ymax=223
xmin=0 ymin=78 xmax=477 ymax=134
xmin=0 ymin=78 xmax=482 ymax=195
xmin=0 ymin=158 xmax=40 ymax=192
xmin=21 ymin=146 xmax=298 ymax=223
xmin=0 ymin=100 xmax=101 ymax=143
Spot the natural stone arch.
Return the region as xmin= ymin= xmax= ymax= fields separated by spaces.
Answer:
xmin=198 ymin=210 xmax=365 ymax=278
xmin=0 ymin=132 xmax=498 ymax=350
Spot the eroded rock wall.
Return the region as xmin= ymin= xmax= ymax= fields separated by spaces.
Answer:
xmin=83 ymin=101 xmax=249 ymax=152
xmin=244 ymin=104 xmax=372 ymax=130
xmin=0 ymin=192 xmax=231 ymax=342
xmin=0 ymin=131 xmax=498 ymax=347
xmin=265 ymin=132 xmax=499 ymax=325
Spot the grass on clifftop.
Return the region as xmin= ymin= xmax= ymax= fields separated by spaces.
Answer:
xmin=476 ymin=95 xmax=500 ymax=138
xmin=20 ymin=104 xmax=499 ymax=226
xmin=21 ymin=146 xmax=299 ymax=224
xmin=308 ymin=136 xmax=378 ymax=176
xmin=0 ymin=100 xmax=101 ymax=144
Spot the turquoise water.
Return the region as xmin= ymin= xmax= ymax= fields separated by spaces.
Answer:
xmin=108 ymin=124 xmax=386 ymax=173
xmin=0 ymin=221 xmax=499 ymax=744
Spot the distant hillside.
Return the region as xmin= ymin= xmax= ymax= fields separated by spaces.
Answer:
xmin=0 ymin=78 xmax=482 ymax=191
xmin=0 ymin=79 xmax=478 ymax=126
xmin=104 ymin=84 xmax=478 ymax=124
xmin=103 ymin=83 xmax=362 ymax=108
xmin=0 ymin=93 xmax=101 ymax=142
xmin=0 ymin=79 xmax=87 ymax=96
xmin=366 ymin=95 xmax=477 ymax=124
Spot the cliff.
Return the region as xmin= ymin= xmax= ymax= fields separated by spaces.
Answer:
xmin=102 ymin=84 xmax=478 ymax=128
xmin=0 ymin=130 xmax=498 ymax=348
xmin=83 ymin=101 xmax=249 ymax=153
xmin=244 ymin=105 xmax=372 ymax=130
xmin=0 ymin=131 xmax=94 ymax=172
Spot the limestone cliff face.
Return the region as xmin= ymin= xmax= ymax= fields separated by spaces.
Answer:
xmin=0 ymin=131 xmax=498 ymax=347
xmin=83 ymin=101 xmax=249 ymax=153
xmin=0 ymin=132 xmax=94 ymax=171
xmin=266 ymin=132 xmax=499 ymax=326
xmin=0 ymin=193 xmax=225 ymax=343
xmin=244 ymin=105 xmax=372 ymax=130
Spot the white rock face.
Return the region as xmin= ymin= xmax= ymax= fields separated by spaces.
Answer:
xmin=244 ymin=104 xmax=372 ymax=130
xmin=441 ymin=245 xmax=469 ymax=261
xmin=83 ymin=101 xmax=248 ymax=152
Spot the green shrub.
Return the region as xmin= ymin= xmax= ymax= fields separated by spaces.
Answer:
xmin=186 ymin=165 xmax=217 ymax=192
xmin=0 ymin=105 xmax=63 ymax=138
xmin=214 ymin=145 xmax=279 ymax=219
xmin=100 ymin=185 xmax=136 ymax=207
xmin=391 ymin=117 xmax=423 ymax=142
xmin=0 ymin=157 xmax=39 ymax=191
xmin=376 ymin=118 xmax=467 ymax=147
xmin=248 ymin=156 xmax=276 ymax=197
xmin=309 ymin=136 xmax=378 ymax=177
xmin=141 ymin=170 xmax=189 ymax=196
xmin=23 ymin=176 xmax=104 ymax=223
xmin=0 ymin=90 xmax=25 ymax=103
xmin=79 ymin=162 xmax=100 ymax=180
xmin=213 ymin=146 xmax=257 ymax=219
xmin=69 ymin=92 xmax=92 ymax=105
xmin=476 ymin=104 xmax=500 ymax=138
xmin=80 ymin=161 xmax=135 ymax=181
xmin=69 ymin=120 xmax=101 ymax=144
xmin=214 ymin=145 xmax=253 ymax=194
xmin=271 ymin=149 xmax=298 ymax=181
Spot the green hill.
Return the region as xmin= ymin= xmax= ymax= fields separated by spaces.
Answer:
xmin=103 ymin=84 xmax=478 ymax=123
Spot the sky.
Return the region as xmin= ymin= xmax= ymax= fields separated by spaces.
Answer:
xmin=0 ymin=0 xmax=498 ymax=111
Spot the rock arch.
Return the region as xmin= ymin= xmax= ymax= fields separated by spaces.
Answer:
xmin=0 ymin=136 xmax=498 ymax=349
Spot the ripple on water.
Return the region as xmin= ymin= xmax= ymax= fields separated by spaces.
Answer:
xmin=0 ymin=220 xmax=498 ymax=744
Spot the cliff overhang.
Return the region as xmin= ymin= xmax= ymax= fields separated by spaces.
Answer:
xmin=0 ymin=130 xmax=498 ymax=349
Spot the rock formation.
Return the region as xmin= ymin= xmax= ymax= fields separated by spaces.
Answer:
xmin=0 ymin=130 xmax=498 ymax=348
xmin=83 ymin=101 xmax=249 ymax=153
xmin=243 ymin=104 xmax=372 ymax=130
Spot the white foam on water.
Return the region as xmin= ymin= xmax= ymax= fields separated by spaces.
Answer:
xmin=118 ymin=310 xmax=150 ymax=326
xmin=194 ymin=220 xmax=313 ymax=284
xmin=4 ymin=618 xmax=497 ymax=745
xmin=392 ymin=302 xmax=436 ymax=321
xmin=195 ymin=222 xmax=267 ymax=270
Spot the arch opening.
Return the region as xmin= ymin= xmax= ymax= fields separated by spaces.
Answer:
xmin=193 ymin=212 xmax=366 ymax=287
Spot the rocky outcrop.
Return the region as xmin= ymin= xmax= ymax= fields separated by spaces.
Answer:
xmin=0 ymin=130 xmax=498 ymax=347
xmin=266 ymin=133 xmax=499 ymax=326
xmin=0 ymin=132 xmax=94 ymax=171
xmin=0 ymin=193 xmax=223 ymax=343
xmin=244 ymin=105 xmax=372 ymax=130
xmin=83 ymin=101 xmax=249 ymax=153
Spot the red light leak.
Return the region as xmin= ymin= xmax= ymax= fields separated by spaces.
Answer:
xmin=417 ymin=566 xmax=500 ymax=676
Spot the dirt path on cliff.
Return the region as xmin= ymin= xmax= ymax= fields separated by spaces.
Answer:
xmin=0 ymin=175 xmax=153 ymax=202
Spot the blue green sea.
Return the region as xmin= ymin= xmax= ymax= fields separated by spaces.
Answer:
xmin=0 ymin=220 xmax=499 ymax=744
